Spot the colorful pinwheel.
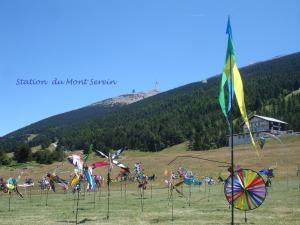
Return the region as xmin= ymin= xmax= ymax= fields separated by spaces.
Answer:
xmin=96 ymin=147 xmax=129 ymax=171
xmin=46 ymin=173 xmax=68 ymax=192
xmin=224 ymin=169 xmax=267 ymax=211
xmin=95 ymin=147 xmax=127 ymax=219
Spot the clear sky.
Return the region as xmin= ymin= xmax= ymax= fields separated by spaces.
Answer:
xmin=0 ymin=0 xmax=299 ymax=136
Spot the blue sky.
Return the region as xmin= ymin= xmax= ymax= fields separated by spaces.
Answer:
xmin=0 ymin=0 xmax=299 ymax=136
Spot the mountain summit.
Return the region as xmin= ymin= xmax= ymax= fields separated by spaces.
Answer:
xmin=90 ymin=90 xmax=159 ymax=107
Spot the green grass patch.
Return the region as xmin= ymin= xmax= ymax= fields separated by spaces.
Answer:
xmin=0 ymin=179 xmax=299 ymax=224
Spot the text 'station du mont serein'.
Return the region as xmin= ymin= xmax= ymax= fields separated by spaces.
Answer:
xmin=15 ymin=78 xmax=117 ymax=86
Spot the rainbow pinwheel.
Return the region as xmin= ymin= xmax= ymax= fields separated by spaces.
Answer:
xmin=224 ymin=169 xmax=267 ymax=211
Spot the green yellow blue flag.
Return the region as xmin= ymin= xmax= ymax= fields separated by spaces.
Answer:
xmin=219 ymin=17 xmax=258 ymax=154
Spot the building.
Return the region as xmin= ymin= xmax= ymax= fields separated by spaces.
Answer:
xmin=229 ymin=115 xmax=288 ymax=146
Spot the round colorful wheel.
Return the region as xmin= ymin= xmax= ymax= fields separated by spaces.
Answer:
xmin=224 ymin=169 xmax=267 ymax=211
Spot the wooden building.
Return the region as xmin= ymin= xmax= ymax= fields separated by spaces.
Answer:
xmin=229 ymin=115 xmax=288 ymax=146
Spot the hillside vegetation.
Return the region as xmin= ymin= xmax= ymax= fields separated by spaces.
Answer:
xmin=1 ymin=52 xmax=300 ymax=154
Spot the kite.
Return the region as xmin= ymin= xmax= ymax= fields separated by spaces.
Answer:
xmin=257 ymin=136 xmax=266 ymax=149
xmin=184 ymin=176 xmax=201 ymax=186
xmin=96 ymin=148 xmax=129 ymax=171
xmin=203 ymin=176 xmax=215 ymax=186
xmin=95 ymin=147 xmax=127 ymax=219
xmin=137 ymin=171 xmax=148 ymax=190
xmin=1 ymin=175 xmax=24 ymax=211
xmin=164 ymin=170 xmax=186 ymax=221
xmin=91 ymin=161 xmax=110 ymax=169
xmin=68 ymin=144 xmax=97 ymax=224
xmin=224 ymin=169 xmax=267 ymax=213
xmin=84 ymin=166 xmax=96 ymax=192
xmin=259 ymin=164 xmax=277 ymax=189
xmin=0 ymin=178 xmax=8 ymax=193
xmin=257 ymin=132 xmax=283 ymax=149
xmin=18 ymin=177 xmax=34 ymax=188
xmin=39 ymin=176 xmax=50 ymax=190
xmin=165 ymin=170 xmax=184 ymax=197
xmin=180 ymin=169 xmax=202 ymax=186
xmin=18 ymin=177 xmax=34 ymax=200
xmin=93 ymin=174 xmax=104 ymax=191
xmin=259 ymin=169 xmax=274 ymax=178
xmin=46 ymin=173 xmax=68 ymax=192
xmin=218 ymin=17 xmax=257 ymax=154
xmin=67 ymin=154 xmax=84 ymax=173
xmin=6 ymin=177 xmax=24 ymax=198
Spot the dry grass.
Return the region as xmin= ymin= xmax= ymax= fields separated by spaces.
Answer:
xmin=0 ymin=135 xmax=299 ymax=224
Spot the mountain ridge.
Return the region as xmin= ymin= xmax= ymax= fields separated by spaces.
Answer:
xmin=1 ymin=52 xmax=300 ymax=152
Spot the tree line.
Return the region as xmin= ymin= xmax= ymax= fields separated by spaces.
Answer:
xmin=0 ymin=52 xmax=300 ymax=162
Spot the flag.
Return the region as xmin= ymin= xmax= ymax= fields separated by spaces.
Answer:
xmin=218 ymin=17 xmax=258 ymax=154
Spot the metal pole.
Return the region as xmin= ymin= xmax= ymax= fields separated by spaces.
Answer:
xmin=125 ymin=180 xmax=127 ymax=201
xmin=188 ymin=185 xmax=191 ymax=206
xmin=75 ymin=188 xmax=80 ymax=225
xmin=171 ymin=188 xmax=174 ymax=221
xmin=230 ymin=38 xmax=234 ymax=225
xmin=107 ymin=153 xmax=111 ymax=220
xmin=150 ymin=182 xmax=153 ymax=199
xmin=286 ymin=148 xmax=289 ymax=189
xmin=9 ymin=192 xmax=11 ymax=211
xmin=46 ymin=188 xmax=49 ymax=206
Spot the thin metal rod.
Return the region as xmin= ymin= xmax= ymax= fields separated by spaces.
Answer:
xmin=75 ymin=189 xmax=80 ymax=225
xmin=93 ymin=189 xmax=96 ymax=209
xmin=150 ymin=182 xmax=153 ymax=199
xmin=107 ymin=153 xmax=111 ymax=220
xmin=188 ymin=185 xmax=191 ymax=206
xmin=171 ymin=188 xmax=174 ymax=221
xmin=121 ymin=181 xmax=123 ymax=198
xmin=73 ymin=193 xmax=76 ymax=213
xmin=45 ymin=189 xmax=49 ymax=206
xmin=9 ymin=192 xmax=11 ymax=211
xmin=125 ymin=180 xmax=127 ymax=201
xmin=230 ymin=40 xmax=234 ymax=225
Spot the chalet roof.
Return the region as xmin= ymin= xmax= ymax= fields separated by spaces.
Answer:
xmin=241 ymin=115 xmax=288 ymax=126
xmin=252 ymin=115 xmax=288 ymax=124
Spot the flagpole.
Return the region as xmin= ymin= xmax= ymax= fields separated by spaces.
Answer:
xmin=229 ymin=24 xmax=234 ymax=225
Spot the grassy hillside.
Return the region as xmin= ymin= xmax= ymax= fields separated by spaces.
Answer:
xmin=1 ymin=134 xmax=299 ymax=186
xmin=0 ymin=136 xmax=299 ymax=225
xmin=1 ymin=52 xmax=300 ymax=153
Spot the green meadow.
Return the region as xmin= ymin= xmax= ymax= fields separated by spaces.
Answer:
xmin=0 ymin=179 xmax=299 ymax=225
xmin=1 ymin=135 xmax=300 ymax=225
